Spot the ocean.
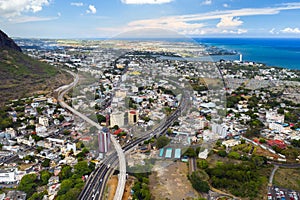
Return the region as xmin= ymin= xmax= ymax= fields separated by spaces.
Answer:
xmin=194 ymin=38 xmax=300 ymax=70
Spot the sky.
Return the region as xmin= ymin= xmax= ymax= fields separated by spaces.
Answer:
xmin=0 ymin=0 xmax=300 ymax=38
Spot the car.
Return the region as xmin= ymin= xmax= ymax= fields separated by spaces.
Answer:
xmin=268 ymin=193 xmax=273 ymax=200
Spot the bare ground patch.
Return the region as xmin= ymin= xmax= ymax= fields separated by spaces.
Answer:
xmin=149 ymin=160 xmax=200 ymax=200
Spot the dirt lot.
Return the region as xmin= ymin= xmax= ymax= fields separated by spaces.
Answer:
xmin=106 ymin=175 xmax=135 ymax=200
xmin=149 ymin=160 xmax=200 ymax=200
xmin=273 ymin=168 xmax=300 ymax=191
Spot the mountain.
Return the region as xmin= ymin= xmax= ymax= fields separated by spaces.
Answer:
xmin=0 ymin=30 xmax=72 ymax=105
xmin=0 ymin=30 xmax=22 ymax=52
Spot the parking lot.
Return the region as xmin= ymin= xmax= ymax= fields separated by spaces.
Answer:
xmin=268 ymin=186 xmax=300 ymax=200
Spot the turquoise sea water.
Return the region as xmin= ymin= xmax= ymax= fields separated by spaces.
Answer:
xmin=195 ymin=38 xmax=300 ymax=70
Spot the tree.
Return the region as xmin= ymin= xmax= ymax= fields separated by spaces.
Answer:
xmin=41 ymin=158 xmax=50 ymax=168
xmin=63 ymin=130 xmax=71 ymax=135
xmin=96 ymin=114 xmax=106 ymax=123
xmin=197 ymin=160 xmax=209 ymax=169
xmin=74 ymin=161 xmax=91 ymax=177
xmin=173 ymin=121 xmax=180 ymax=126
xmin=58 ymin=115 xmax=65 ymax=122
xmin=112 ymin=125 xmax=119 ymax=130
xmin=189 ymin=171 xmax=210 ymax=193
xmin=259 ymin=138 xmax=266 ymax=143
xmin=58 ymin=179 xmax=74 ymax=195
xmin=218 ymin=150 xmax=227 ymax=157
xmin=59 ymin=165 xmax=72 ymax=180
xmin=28 ymin=190 xmax=47 ymax=200
xmin=183 ymin=147 xmax=197 ymax=157
xmin=291 ymin=139 xmax=300 ymax=147
xmin=18 ymin=174 xmax=38 ymax=197
xmin=40 ymin=170 xmax=51 ymax=185
xmin=228 ymin=151 xmax=240 ymax=159
xmin=156 ymin=136 xmax=170 ymax=149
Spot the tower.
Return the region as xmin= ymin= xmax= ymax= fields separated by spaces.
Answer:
xmin=239 ymin=54 xmax=243 ymax=62
xmin=128 ymin=110 xmax=139 ymax=125
xmin=98 ymin=130 xmax=111 ymax=154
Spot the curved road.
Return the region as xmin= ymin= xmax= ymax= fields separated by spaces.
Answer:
xmin=57 ymin=70 xmax=126 ymax=200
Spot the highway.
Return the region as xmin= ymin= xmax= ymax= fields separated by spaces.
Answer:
xmin=78 ymin=68 xmax=190 ymax=200
xmin=90 ymin=88 xmax=190 ymax=200
xmin=56 ymin=70 xmax=126 ymax=200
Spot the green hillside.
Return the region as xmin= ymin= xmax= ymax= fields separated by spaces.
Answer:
xmin=0 ymin=48 xmax=72 ymax=105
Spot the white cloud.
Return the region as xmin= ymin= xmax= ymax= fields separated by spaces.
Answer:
xmin=217 ymin=16 xmax=243 ymax=28
xmin=57 ymin=12 xmax=61 ymax=17
xmin=121 ymin=0 xmax=173 ymax=4
xmin=223 ymin=3 xmax=229 ymax=8
xmin=202 ymin=0 xmax=212 ymax=5
xmin=280 ymin=27 xmax=300 ymax=34
xmin=269 ymin=28 xmax=277 ymax=34
xmin=0 ymin=0 xmax=49 ymax=18
xmin=86 ymin=5 xmax=96 ymax=14
xmin=70 ymin=2 xmax=84 ymax=7
xmin=97 ymin=3 xmax=300 ymax=36
xmin=222 ymin=29 xmax=247 ymax=34
xmin=8 ymin=16 xmax=58 ymax=24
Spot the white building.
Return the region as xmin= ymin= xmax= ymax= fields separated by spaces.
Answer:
xmin=5 ymin=128 xmax=16 ymax=139
xmin=269 ymin=122 xmax=284 ymax=132
xmin=66 ymin=143 xmax=76 ymax=153
xmin=110 ymin=111 xmax=125 ymax=127
xmin=35 ymin=125 xmax=47 ymax=134
xmin=212 ymin=123 xmax=228 ymax=138
xmin=266 ymin=111 xmax=284 ymax=123
xmin=39 ymin=117 xmax=49 ymax=127
xmin=198 ymin=149 xmax=209 ymax=159
xmin=222 ymin=139 xmax=241 ymax=148
xmin=0 ymin=168 xmax=18 ymax=183
xmin=16 ymin=136 xmax=35 ymax=147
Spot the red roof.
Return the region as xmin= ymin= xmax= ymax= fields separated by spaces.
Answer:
xmin=267 ymin=139 xmax=286 ymax=149
xmin=114 ymin=129 xmax=123 ymax=135
xmin=80 ymin=136 xmax=92 ymax=141
xmin=129 ymin=110 xmax=136 ymax=114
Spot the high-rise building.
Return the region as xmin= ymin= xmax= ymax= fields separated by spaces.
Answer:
xmin=239 ymin=54 xmax=243 ymax=62
xmin=212 ymin=123 xmax=228 ymax=138
xmin=128 ymin=110 xmax=139 ymax=125
xmin=110 ymin=111 xmax=125 ymax=127
xmin=98 ymin=130 xmax=111 ymax=153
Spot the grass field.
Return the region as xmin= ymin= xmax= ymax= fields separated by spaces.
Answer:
xmin=273 ymin=168 xmax=300 ymax=191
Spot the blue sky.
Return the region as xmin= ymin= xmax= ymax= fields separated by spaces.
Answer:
xmin=1 ymin=0 xmax=300 ymax=38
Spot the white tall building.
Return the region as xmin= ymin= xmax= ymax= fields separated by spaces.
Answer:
xmin=212 ymin=123 xmax=228 ymax=138
xmin=239 ymin=54 xmax=243 ymax=62
xmin=110 ymin=111 xmax=125 ymax=127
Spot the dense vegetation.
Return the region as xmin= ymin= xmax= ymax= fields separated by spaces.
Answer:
xmin=18 ymin=161 xmax=95 ymax=200
xmin=131 ymin=173 xmax=151 ymax=200
xmin=156 ymin=135 xmax=170 ymax=149
xmin=205 ymin=156 xmax=269 ymax=199
xmin=56 ymin=161 xmax=95 ymax=200
xmin=129 ymin=159 xmax=155 ymax=200
xmin=189 ymin=171 xmax=210 ymax=193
